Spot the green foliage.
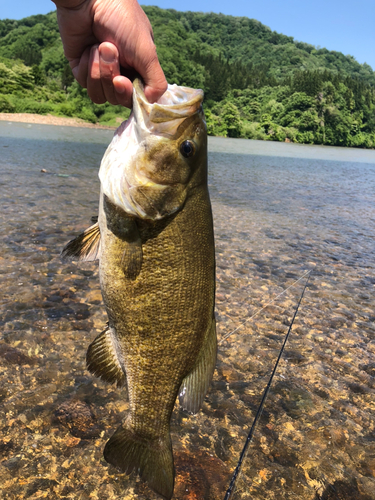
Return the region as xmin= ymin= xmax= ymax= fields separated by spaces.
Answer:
xmin=225 ymin=77 xmax=375 ymax=147
xmin=216 ymin=101 xmax=243 ymax=138
xmin=12 ymin=38 xmax=42 ymax=65
xmin=77 ymin=106 xmax=97 ymax=123
xmin=0 ymin=94 xmax=15 ymax=112
xmin=31 ymin=64 xmax=46 ymax=85
xmin=0 ymin=7 xmax=375 ymax=147
xmin=144 ymin=7 xmax=375 ymax=85
xmin=41 ymin=42 xmax=67 ymax=77
xmin=12 ymin=98 xmax=54 ymax=114
xmin=0 ymin=15 xmax=58 ymax=66
xmin=0 ymin=61 xmax=33 ymax=92
xmin=205 ymin=109 xmax=227 ymax=137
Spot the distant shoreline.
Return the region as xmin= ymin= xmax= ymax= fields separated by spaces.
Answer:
xmin=0 ymin=113 xmax=116 ymax=130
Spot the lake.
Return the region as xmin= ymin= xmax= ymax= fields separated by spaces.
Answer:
xmin=0 ymin=121 xmax=374 ymax=499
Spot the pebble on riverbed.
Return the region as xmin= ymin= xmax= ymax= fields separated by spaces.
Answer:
xmin=1 ymin=135 xmax=375 ymax=499
xmin=54 ymin=400 xmax=102 ymax=439
xmin=0 ymin=344 xmax=36 ymax=365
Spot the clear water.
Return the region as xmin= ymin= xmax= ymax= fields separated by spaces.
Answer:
xmin=0 ymin=121 xmax=374 ymax=500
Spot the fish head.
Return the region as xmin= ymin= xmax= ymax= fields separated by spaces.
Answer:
xmin=99 ymin=80 xmax=207 ymax=220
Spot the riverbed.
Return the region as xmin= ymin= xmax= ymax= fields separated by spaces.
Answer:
xmin=0 ymin=121 xmax=374 ymax=499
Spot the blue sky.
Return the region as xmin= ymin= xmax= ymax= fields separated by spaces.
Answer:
xmin=1 ymin=0 xmax=375 ymax=70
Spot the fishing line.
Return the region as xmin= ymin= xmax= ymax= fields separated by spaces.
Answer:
xmin=219 ymin=269 xmax=311 ymax=345
xmin=223 ymin=270 xmax=312 ymax=500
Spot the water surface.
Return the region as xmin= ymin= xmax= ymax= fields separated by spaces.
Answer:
xmin=0 ymin=121 xmax=374 ymax=499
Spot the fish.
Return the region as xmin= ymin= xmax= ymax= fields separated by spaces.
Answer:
xmin=62 ymin=79 xmax=216 ymax=499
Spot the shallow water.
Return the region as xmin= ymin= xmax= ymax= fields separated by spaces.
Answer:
xmin=0 ymin=121 xmax=374 ymax=500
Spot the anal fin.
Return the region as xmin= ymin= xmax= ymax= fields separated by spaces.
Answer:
xmin=179 ymin=318 xmax=217 ymax=414
xmin=61 ymin=222 xmax=101 ymax=262
xmin=86 ymin=326 xmax=126 ymax=387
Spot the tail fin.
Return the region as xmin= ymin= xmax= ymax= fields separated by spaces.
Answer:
xmin=104 ymin=422 xmax=174 ymax=500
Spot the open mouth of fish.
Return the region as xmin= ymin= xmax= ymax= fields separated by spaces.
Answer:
xmin=98 ymin=80 xmax=205 ymax=220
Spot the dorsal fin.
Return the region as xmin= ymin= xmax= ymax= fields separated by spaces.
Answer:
xmin=61 ymin=222 xmax=101 ymax=262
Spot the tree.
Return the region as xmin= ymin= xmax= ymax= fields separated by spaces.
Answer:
xmin=220 ymin=101 xmax=242 ymax=138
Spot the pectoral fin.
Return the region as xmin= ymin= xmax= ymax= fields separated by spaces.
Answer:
xmin=104 ymin=197 xmax=143 ymax=279
xmin=179 ymin=318 xmax=217 ymax=414
xmin=86 ymin=325 xmax=126 ymax=387
xmin=121 ymin=237 xmax=143 ymax=280
xmin=115 ymin=218 xmax=143 ymax=280
xmin=61 ymin=222 xmax=101 ymax=262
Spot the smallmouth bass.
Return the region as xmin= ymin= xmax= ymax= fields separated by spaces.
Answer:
xmin=62 ymin=80 xmax=216 ymax=499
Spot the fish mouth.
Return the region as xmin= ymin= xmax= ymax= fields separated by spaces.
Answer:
xmin=99 ymin=80 xmax=205 ymax=220
xmin=133 ymin=79 xmax=204 ymax=136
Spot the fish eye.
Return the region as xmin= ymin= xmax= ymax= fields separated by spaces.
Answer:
xmin=180 ymin=140 xmax=195 ymax=158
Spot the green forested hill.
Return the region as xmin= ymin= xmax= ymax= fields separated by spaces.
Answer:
xmin=0 ymin=7 xmax=375 ymax=147
xmin=147 ymin=7 xmax=375 ymax=85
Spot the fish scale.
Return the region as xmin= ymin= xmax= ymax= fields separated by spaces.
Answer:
xmin=61 ymin=79 xmax=216 ymax=499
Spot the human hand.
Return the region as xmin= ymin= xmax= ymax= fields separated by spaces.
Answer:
xmin=52 ymin=0 xmax=167 ymax=107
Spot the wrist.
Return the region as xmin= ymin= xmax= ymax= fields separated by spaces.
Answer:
xmin=52 ymin=0 xmax=139 ymax=8
xmin=51 ymin=0 xmax=89 ymax=8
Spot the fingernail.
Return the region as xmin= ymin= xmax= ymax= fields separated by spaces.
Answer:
xmin=100 ymin=45 xmax=116 ymax=64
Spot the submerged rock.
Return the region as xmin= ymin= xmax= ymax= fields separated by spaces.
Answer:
xmin=0 ymin=344 xmax=36 ymax=365
xmin=54 ymin=400 xmax=101 ymax=439
xmin=173 ymin=450 xmax=230 ymax=499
